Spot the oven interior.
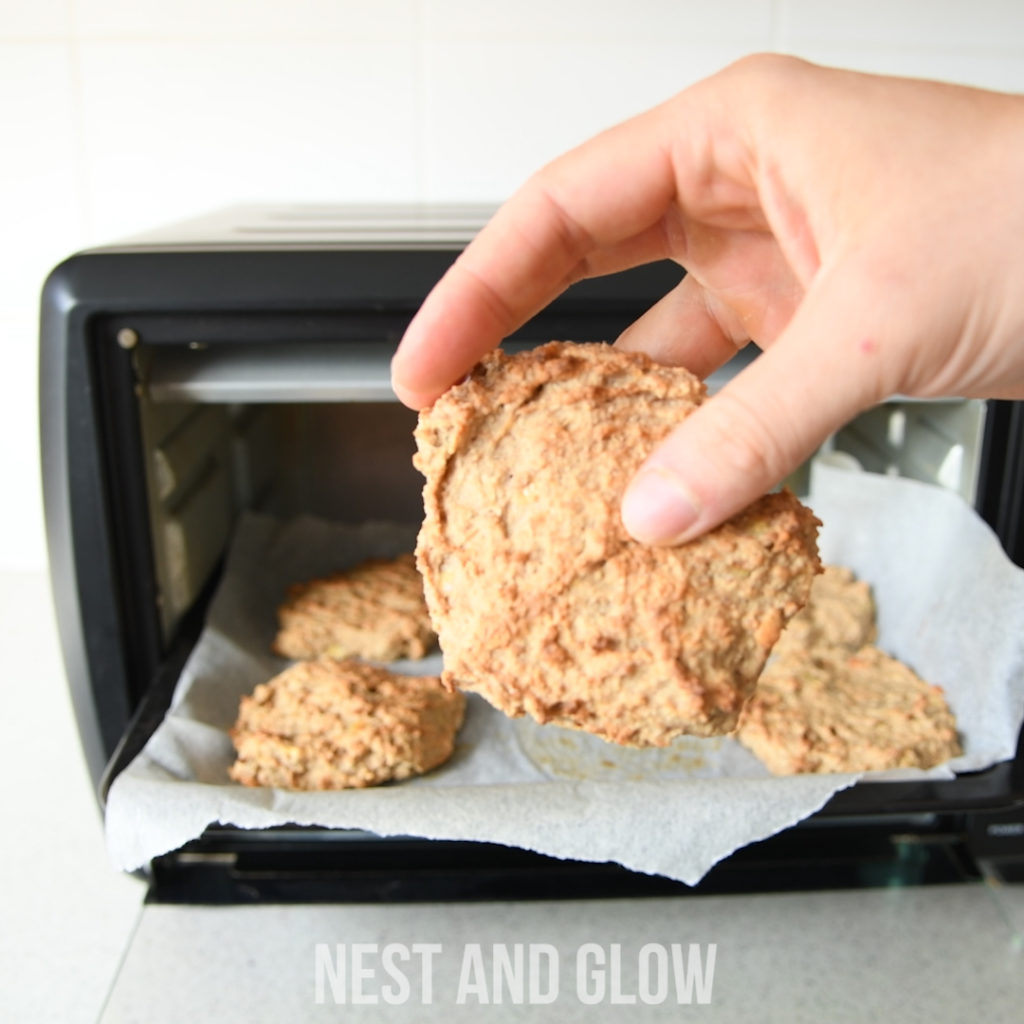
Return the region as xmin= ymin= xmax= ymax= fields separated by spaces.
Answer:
xmin=115 ymin=334 xmax=1023 ymax=898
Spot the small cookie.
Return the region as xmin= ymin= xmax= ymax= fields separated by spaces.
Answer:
xmin=273 ymin=553 xmax=435 ymax=661
xmin=774 ymin=564 xmax=877 ymax=656
xmin=737 ymin=646 xmax=962 ymax=774
xmin=414 ymin=341 xmax=821 ymax=746
xmin=229 ymin=658 xmax=465 ymax=790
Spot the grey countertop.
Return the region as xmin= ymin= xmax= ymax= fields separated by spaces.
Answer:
xmin=101 ymin=885 xmax=1024 ymax=1023
xmin=4 ymin=568 xmax=1022 ymax=1023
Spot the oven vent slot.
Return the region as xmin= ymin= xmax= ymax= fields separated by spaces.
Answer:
xmin=137 ymin=401 xmax=271 ymax=641
xmin=830 ymin=398 xmax=986 ymax=503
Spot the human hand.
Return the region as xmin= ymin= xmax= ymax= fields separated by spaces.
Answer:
xmin=391 ymin=54 xmax=1024 ymax=544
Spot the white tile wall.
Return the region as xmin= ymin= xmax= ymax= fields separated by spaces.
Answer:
xmin=1 ymin=0 xmax=72 ymax=37
xmin=77 ymin=39 xmax=421 ymax=242
xmin=781 ymin=0 xmax=1024 ymax=52
xmin=71 ymin=0 xmax=419 ymax=40
xmin=0 ymin=42 xmax=85 ymax=323
xmin=419 ymin=0 xmax=775 ymax=42
xmin=4 ymin=0 xmax=1024 ymax=571
xmin=1 ymin=40 xmax=85 ymax=568
xmin=420 ymin=36 xmax=767 ymax=199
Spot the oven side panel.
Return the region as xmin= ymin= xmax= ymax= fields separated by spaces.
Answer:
xmin=977 ymin=398 xmax=1024 ymax=567
xmin=40 ymin=257 xmax=134 ymax=786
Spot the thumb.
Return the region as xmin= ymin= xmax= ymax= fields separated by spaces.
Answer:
xmin=621 ymin=276 xmax=894 ymax=544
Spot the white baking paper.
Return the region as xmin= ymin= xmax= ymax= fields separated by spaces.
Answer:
xmin=105 ymin=463 xmax=1024 ymax=884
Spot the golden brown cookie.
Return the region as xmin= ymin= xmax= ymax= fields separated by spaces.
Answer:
xmin=414 ymin=341 xmax=821 ymax=747
xmin=737 ymin=645 xmax=962 ymax=774
xmin=272 ymin=553 xmax=435 ymax=662
xmin=229 ymin=658 xmax=465 ymax=790
xmin=774 ymin=564 xmax=877 ymax=657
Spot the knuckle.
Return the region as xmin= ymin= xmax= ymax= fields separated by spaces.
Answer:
xmin=529 ymin=173 xmax=597 ymax=288
xmin=727 ymin=51 xmax=805 ymax=88
xmin=452 ymin=258 xmax=519 ymax=334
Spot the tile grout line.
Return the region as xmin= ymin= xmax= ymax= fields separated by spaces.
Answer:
xmin=770 ymin=0 xmax=787 ymax=54
xmin=95 ymin=897 xmax=148 ymax=1024
xmin=413 ymin=0 xmax=429 ymax=202
xmin=65 ymin=0 xmax=95 ymax=245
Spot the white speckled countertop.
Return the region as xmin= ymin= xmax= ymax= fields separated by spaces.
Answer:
xmin=0 ymin=572 xmax=143 ymax=1024
xmin=3 ymin=568 xmax=1023 ymax=1023
xmin=101 ymin=887 xmax=1024 ymax=1023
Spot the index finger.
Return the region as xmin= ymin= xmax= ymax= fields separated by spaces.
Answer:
xmin=390 ymin=102 xmax=681 ymax=409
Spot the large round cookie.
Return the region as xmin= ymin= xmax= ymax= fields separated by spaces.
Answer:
xmin=414 ymin=341 xmax=821 ymax=746
xmin=229 ymin=658 xmax=465 ymax=790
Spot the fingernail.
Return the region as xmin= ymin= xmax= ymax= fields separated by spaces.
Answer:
xmin=389 ymin=364 xmax=436 ymax=410
xmin=621 ymin=466 xmax=701 ymax=545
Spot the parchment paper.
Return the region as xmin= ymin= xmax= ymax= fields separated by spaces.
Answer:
xmin=105 ymin=463 xmax=1024 ymax=884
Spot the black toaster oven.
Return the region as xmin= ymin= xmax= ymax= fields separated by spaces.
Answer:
xmin=40 ymin=205 xmax=1024 ymax=902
